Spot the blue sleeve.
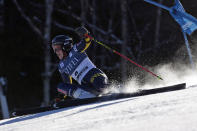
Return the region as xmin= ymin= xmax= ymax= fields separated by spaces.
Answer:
xmin=73 ymin=37 xmax=92 ymax=53
xmin=60 ymin=72 xmax=72 ymax=84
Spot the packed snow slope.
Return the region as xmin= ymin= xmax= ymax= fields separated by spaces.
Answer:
xmin=0 ymin=83 xmax=197 ymax=131
xmin=1 ymin=65 xmax=197 ymax=131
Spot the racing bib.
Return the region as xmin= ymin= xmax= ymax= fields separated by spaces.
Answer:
xmin=58 ymin=49 xmax=96 ymax=84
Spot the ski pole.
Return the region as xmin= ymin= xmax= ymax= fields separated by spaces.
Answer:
xmin=85 ymin=34 xmax=163 ymax=80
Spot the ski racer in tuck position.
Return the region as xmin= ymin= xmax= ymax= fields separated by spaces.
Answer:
xmin=51 ymin=27 xmax=109 ymax=99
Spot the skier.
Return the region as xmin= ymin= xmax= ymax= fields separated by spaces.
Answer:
xmin=51 ymin=27 xmax=109 ymax=100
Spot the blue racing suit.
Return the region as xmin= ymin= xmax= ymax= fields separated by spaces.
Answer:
xmin=57 ymin=37 xmax=108 ymax=98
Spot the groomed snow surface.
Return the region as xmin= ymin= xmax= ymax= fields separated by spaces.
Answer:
xmin=0 ymin=83 xmax=197 ymax=131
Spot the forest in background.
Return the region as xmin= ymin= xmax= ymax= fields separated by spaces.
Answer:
xmin=0 ymin=0 xmax=197 ymax=118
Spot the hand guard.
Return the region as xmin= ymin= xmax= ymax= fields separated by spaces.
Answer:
xmin=75 ymin=26 xmax=90 ymax=38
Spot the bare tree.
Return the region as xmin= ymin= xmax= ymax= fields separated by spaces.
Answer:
xmin=80 ymin=0 xmax=88 ymax=26
xmin=43 ymin=0 xmax=54 ymax=106
xmin=0 ymin=0 xmax=4 ymax=33
xmin=54 ymin=6 xmax=122 ymax=44
xmin=91 ymin=0 xmax=96 ymax=36
xmin=121 ymin=0 xmax=128 ymax=82
xmin=13 ymin=0 xmax=54 ymax=106
xmin=154 ymin=0 xmax=163 ymax=48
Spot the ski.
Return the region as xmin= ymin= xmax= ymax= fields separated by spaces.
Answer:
xmin=54 ymin=83 xmax=186 ymax=108
xmin=12 ymin=83 xmax=186 ymax=117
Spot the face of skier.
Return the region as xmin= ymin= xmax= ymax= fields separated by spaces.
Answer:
xmin=52 ymin=45 xmax=67 ymax=60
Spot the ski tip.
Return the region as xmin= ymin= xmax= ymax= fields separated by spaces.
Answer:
xmin=12 ymin=112 xmax=16 ymax=117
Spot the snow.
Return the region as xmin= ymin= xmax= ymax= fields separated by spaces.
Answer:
xmin=1 ymin=65 xmax=197 ymax=131
xmin=0 ymin=84 xmax=197 ymax=131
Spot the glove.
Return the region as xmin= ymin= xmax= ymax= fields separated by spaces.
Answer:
xmin=75 ymin=26 xmax=90 ymax=38
xmin=50 ymin=93 xmax=67 ymax=106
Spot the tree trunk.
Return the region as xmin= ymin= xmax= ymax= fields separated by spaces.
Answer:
xmin=0 ymin=0 xmax=4 ymax=33
xmin=154 ymin=0 xmax=163 ymax=47
xmin=43 ymin=0 xmax=54 ymax=106
xmin=91 ymin=0 xmax=97 ymax=63
xmin=80 ymin=0 xmax=88 ymax=26
xmin=0 ymin=84 xmax=9 ymax=119
xmin=121 ymin=0 xmax=128 ymax=82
